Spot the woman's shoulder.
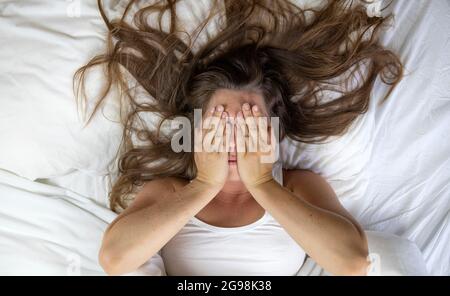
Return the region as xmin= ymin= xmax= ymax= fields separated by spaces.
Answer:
xmin=282 ymin=168 xmax=321 ymax=189
xmin=141 ymin=176 xmax=190 ymax=193
xmin=125 ymin=177 xmax=190 ymax=208
xmin=166 ymin=176 xmax=190 ymax=190
xmin=117 ymin=177 xmax=190 ymax=213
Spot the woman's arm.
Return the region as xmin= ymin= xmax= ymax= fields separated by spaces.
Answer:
xmin=235 ymin=103 xmax=369 ymax=275
xmin=99 ymin=178 xmax=220 ymax=275
xmin=99 ymin=104 xmax=230 ymax=275
xmin=248 ymin=170 xmax=369 ymax=276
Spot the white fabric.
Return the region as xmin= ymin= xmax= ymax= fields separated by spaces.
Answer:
xmin=0 ymin=0 xmax=448 ymax=275
xmin=297 ymin=231 xmax=429 ymax=276
xmin=365 ymin=231 xmax=429 ymax=276
xmin=355 ymin=0 xmax=450 ymax=275
xmin=161 ymin=212 xmax=306 ymax=276
xmin=0 ymin=167 xmax=167 ymax=276
xmin=0 ymin=168 xmax=112 ymax=275
xmin=160 ymin=164 xmax=306 ymax=276
xmin=280 ymin=0 xmax=450 ymax=275
xmin=0 ymin=0 xmax=124 ymax=206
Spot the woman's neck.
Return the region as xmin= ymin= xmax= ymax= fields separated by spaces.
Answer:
xmin=215 ymin=180 xmax=253 ymax=204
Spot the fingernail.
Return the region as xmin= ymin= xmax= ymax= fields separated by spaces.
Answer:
xmin=252 ymin=105 xmax=258 ymax=112
xmin=217 ymin=105 xmax=224 ymax=111
xmin=210 ymin=107 xmax=215 ymax=113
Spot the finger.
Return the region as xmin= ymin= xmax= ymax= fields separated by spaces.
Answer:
xmin=258 ymin=117 xmax=270 ymax=153
xmin=251 ymin=104 xmax=262 ymax=117
xmin=223 ymin=116 xmax=233 ymax=153
xmin=236 ymin=111 xmax=249 ymax=152
xmin=204 ymin=104 xmax=223 ymax=131
xmin=253 ymin=106 xmax=265 ymax=154
xmin=242 ymin=103 xmax=253 ymax=118
xmin=212 ymin=114 xmax=226 ymax=152
xmin=248 ymin=127 xmax=257 ymax=153
xmin=205 ymin=103 xmax=224 ymax=135
xmin=211 ymin=104 xmax=225 ymax=132
xmin=235 ymin=114 xmax=246 ymax=153
xmin=218 ymin=113 xmax=229 ymax=152
xmin=242 ymin=103 xmax=252 ymax=133
xmin=243 ymin=103 xmax=257 ymax=128
xmin=236 ymin=111 xmax=247 ymax=136
xmin=259 ymin=125 xmax=274 ymax=164
xmin=242 ymin=106 xmax=257 ymax=153
xmin=203 ymin=106 xmax=216 ymax=131
xmin=268 ymin=125 xmax=279 ymax=162
xmin=213 ymin=104 xmax=225 ymax=118
xmin=203 ymin=118 xmax=221 ymax=152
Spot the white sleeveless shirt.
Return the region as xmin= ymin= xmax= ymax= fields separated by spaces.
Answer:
xmin=160 ymin=162 xmax=306 ymax=276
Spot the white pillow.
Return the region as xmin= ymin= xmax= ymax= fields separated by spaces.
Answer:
xmin=280 ymin=106 xmax=374 ymax=202
xmin=0 ymin=1 xmax=124 ymax=181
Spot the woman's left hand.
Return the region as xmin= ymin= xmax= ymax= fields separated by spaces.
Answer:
xmin=235 ymin=103 xmax=277 ymax=190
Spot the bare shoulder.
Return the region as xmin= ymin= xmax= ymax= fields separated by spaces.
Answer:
xmin=282 ymin=169 xmax=362 ymax=231
xmin=122 ymin=177 xmax=189 ymax=213
xmin=282 ymin=169 xmax=332 ymax=192
xmin=138 ymin=177 xmax=189 ymax=199
xmin=282 ymin=168 xmax=338 ymax=206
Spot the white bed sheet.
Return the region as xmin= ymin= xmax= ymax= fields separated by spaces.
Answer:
xmin=349 ymin=0 xmax=450 ymax=275
xmin=0 ymin=168 xmax=112 ymax=275
xmin=0 ymin=0 xmax=448 ymax=275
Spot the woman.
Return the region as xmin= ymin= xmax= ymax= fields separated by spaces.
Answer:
xmin=75 ymin=0 xmax=402 ymax=275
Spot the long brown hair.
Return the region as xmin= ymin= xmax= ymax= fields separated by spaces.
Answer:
xmin=74 ymin=0 xmax=402 ymax=212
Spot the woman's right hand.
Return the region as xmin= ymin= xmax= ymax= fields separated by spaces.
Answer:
xmin=193 ymin=105 xmax=230 ymax=189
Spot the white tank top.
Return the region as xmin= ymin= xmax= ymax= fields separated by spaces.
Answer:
xmin=161 ymin=162 xmax=307 ymax=276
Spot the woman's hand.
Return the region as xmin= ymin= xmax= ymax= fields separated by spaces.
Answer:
xmin=194 ymin=105 xmax=230 ymax=189
xmin=235 ymin=103 xmax=276 ymax=189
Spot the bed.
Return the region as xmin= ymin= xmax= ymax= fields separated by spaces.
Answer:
xmin=0 ymin=0 xmax=448 ymax=275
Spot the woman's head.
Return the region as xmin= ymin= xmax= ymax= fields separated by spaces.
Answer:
xmin=188 ymin=43 xmax=297 ymax=141
xmin=75 ymin=0 xmax=402 ymax=212
xmin=204 ymin=89 xmax=269 ymax=182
